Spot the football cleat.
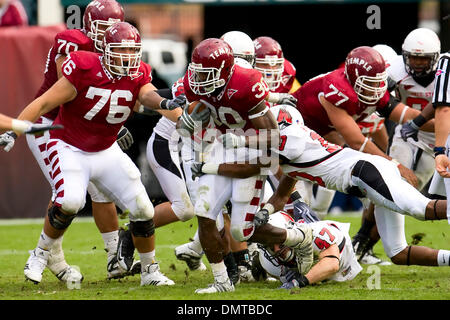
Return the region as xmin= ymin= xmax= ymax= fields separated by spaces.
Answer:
xmin=117 ymin=228 xmax=135 ymax=271
xmin=195 ymin=279 xmax=235 ymax=294
xmin=106 ymin=253 xmax=128 ymax=279
xmin=359 ymin=249 xmax=392 ymax=266
xmin=55 ymin=266 xmax=84 ymax=283
xmin=47 ymin=246 xmax=84 ymax=283
xmin=140 ymin=263 xmax=175 ymax=286
xmin=174 ymin=242 xmax=207 ymax=271
xmin=238 ymin=264 xmax=256 ymax=282
xmin=24 ymin=248 xmax=50 ymax=284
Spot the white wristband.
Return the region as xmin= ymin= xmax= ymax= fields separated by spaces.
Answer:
xmin=266 ymin=92 xmax=280 ymax=103
xmin=358 ymin=137 xmax=369 ymax=152
xmin=11 ymin=119 xmax=29 ymax=133
xmin=263 ymin=203 xmax=275 ymax=215
xmin=399 ymin=106 xmax=409 ymax=124
xmin=201 ymin=162 xmax=219 ymax=175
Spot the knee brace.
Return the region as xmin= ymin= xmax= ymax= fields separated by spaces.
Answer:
xmin=48 ymin=206 xmax=76 ymax=230
xmin=129 ymin=220 xmax=155 ymax=238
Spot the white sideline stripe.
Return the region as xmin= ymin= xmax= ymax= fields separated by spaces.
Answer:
xmin=0 ymin=217 xmax=95 ymax=226
xmin=0 ymin=244 xmax=177 ymax=256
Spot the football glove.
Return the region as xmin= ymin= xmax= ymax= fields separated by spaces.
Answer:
xmin=219 ymin=132 xmax=246 ymax=149
xmin=276 ymin=93 xmax=298 ymax=107
xmin=0 ymin=131 xmax=17 ymax=152
xmin=191 ymin=162 xmax=205 ymax=180
xmin=254 ymin=208 xmax=269 ymax=227
xmin=160 ymin=94 xmax=187 ymax=110
xmin=117 ymin=126 xmax=134 ymax=151
xmin=293 ymin=199 xmax=321 ymax=223
xmin=400 ymin=120 xmax=419 ymax=142
xmin=179 ymin=101 xmax=211 ymax=134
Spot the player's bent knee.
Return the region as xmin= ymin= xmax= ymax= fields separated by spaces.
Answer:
xmin=48 ymin=206 xmax=77 ymax=230
xmin=130 ymin=192 xmax=154 ymax=221
xmin=60 ymin=195 xmax=85 ymax=214
xmin=129 ymin=220 xmax=155 ymax=238
xmin=172 ymin=194 xmax=195 ymax=222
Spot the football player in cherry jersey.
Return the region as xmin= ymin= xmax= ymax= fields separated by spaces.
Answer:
xmin=253 ymin=36 xmax=300 ymax=95
xmin=201 ymin=105 xmax=450 ymax=270
xmin=255 ymin=211 xmax=362 ymax=288
xmin=0 ymin=0 xmax=134 ymax=283
xmin=290 ymin=46 xmax=433 ymax=188
xmin=177 ymin=38 xmax=314 ymax=294
xmin=11 ymin=22 xmax=185 ymax=286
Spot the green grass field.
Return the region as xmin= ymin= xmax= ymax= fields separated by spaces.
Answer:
xmin=1 ymin=213 xmax=449 ymax=301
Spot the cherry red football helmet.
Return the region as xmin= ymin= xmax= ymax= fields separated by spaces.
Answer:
xmin=103 ymin=22 xmax=142 ymax=77
xmin=188 ymin=38 xmax=235 ymax=95
xmin=344 ymin=46 xmax=388 ymax=105
xmin=83 ymin=0 xmax=125 ymax=52
xmin=253 ymin=36 xmax=285 ymax=91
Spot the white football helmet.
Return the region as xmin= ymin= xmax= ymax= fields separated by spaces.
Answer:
xmin=402 ymin=28 xmax=441 ymax=78
xmin=220 ymin=31 xmax=255 ymax=66
xmin=372 ymin=44 xmax=398 ymax=66
xmin=270 ymin=104 xmax=304 ymax=126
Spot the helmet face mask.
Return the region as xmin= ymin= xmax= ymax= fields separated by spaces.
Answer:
xmin=402 ymin=52 xmax=439 ymax=78
xmin=345 ymin=46 xmax=388 ymax=105
xmin=188 ymin=38 xmax=235 ymax=96
xmin=89 ymin=17 xmax=123 ymax=52
xmin=353 ymin=72 xmax=388 ymax=105
xmin=103 ymin=23 xmax=142 ymax=77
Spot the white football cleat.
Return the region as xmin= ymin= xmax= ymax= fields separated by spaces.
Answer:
xmin=140 ymin=263 xmax=175 ymax=286
xmin=107 ymin=252 xmax=128 ymax=279
xmin=195 ymin=279 xmax=235 ymax=294
xmin=238 ymin=265 xmax=256 ymax=282
xmin=175 ymin=242 xmax=207 ymax=271
xmin=24 ymin=248 xmax=50 ymax=284
xmin=47 ymin=247 xmax=84 ymax=283
xmin=360 ymin=249 xmax=392 ymax=266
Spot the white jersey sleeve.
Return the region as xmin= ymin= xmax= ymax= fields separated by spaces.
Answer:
xmin=276 ymin=124 xmax=306 ymax=161
xmin=433 ymin=53 xmax=450 ymax=108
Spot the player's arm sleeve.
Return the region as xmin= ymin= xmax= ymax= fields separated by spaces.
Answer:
xmin=377 ymin=93 xmax=401 ymax=119
xmin=274 ymin=126 xmax=305 ymax=163
xmin=433 ymin=55 xmax=450 ymax=109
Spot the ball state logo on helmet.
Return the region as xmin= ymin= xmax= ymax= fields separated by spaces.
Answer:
xmin=345 ymin=46 xmax=388 ymax=105
xmin=188 ymin=38 xmax=235 ymax=96
xmin=270 ymin=104 xmax=304 ymax=127
xmin=83 ymin=0 xmax=125 ymax=52
xmin=103 ymin=22 xmax=142 ymax=77
xmin=254 ymin=36 xmax=285 ymax=91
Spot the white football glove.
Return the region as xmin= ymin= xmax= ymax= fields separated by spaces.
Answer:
xmin=276 ymin=93 xmax=298 ymax=107
xmin=0 ymin=131 xmax=17 ymax=152
xmin=219 ymin=132 xmax=246 ymax=149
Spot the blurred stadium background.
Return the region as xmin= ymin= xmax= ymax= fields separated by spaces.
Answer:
xmin=0 ymin=0 xmax=448 ymax=218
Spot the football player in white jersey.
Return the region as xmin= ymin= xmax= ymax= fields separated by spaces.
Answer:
xmin=255 ymin=211 xmax=362 ymax=288
xmin=197 ymin=105 xmax=450 ymax=269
